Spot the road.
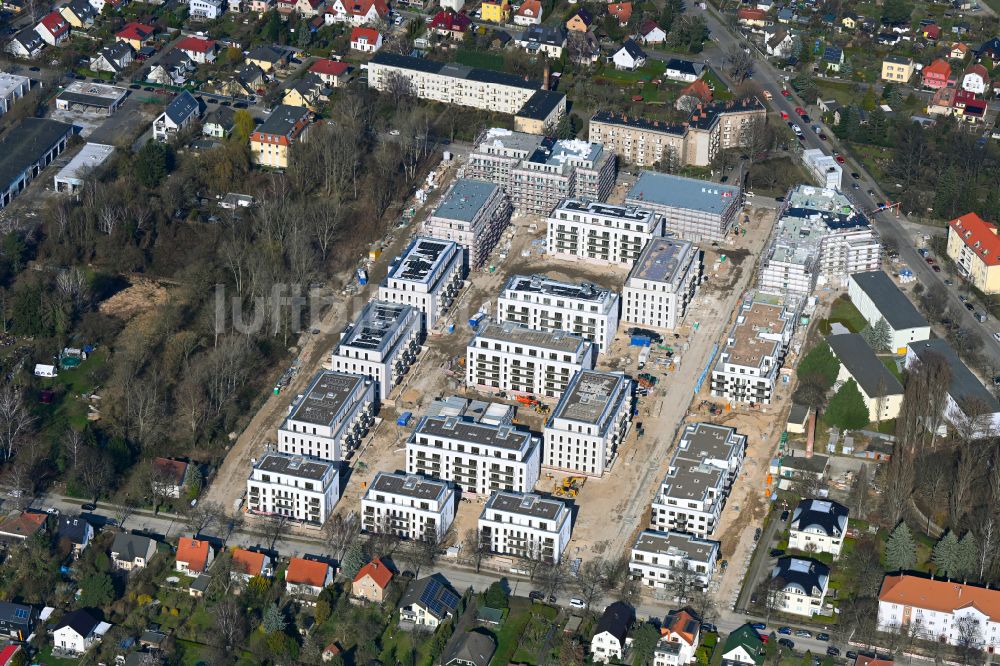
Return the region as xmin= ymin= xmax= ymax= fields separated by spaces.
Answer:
xmin=695 ymin=2 xmax=1000 ymax=361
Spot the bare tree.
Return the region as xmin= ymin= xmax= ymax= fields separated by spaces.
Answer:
xmin=955 ymin=614 xmax=983 ymax=663
xmin=263 ymin=514 xmax=289 ymax=551
xmin=182 ymin=500 xmax=226 ymax=537
xmin=600 ymin=554 xmax=631 ymax=590
xmin=950 ymin=441 xmax=980 ymax=527
xmin=574 ymin=559 xmax=606 ymax=610
xmin=463 ymin=528 xmax=490 ymax=573
xmin=724 ymin=45 xmax=754 ymax=83
xmin=882 ymin=444 xmax=915 ymax=527
xmin=0 ymin=387 xmax=34 ymax=461
xmin=113 ymin=495 xmax=138 ymax=530
xmin=324 ymin=511 xmax=360 ymax=561
xmin=77 ymin=449 xmax=113 ymax=502
xmin=666 ymin=560 xmax=702 ymax=604
xmin=214 ymin=597 xmax=247 ymax=652
xmin=63 ymin=429 xmax=85 ymax=472
xmin=536 ymin=561 xmax=570 ymax=603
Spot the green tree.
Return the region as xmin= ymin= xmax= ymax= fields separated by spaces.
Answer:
xmin=885 ymin=522 xmax=916 ymax=571
xmin=314 ymin=597 xmax=331 ymax=625
xmin=262 ymin=604 xmax=286 ymax=634
xmin=861 ymin=87 xmax=877 ymax=112
xmin=956 ymin=532 xmax=978 ymax=580
xmin=135 ymin=141 xmax=173 ymax=189
xmin=232 ymin=110 xmax=255 ymax=143
xmin=484 ymin=581 xmax=509 ymax=608
xmin=630 ymin=622 xmax=660 ymax=666
xmin=880 ymin=0 xmax=913 ymax=25
xmin=340 ymin=540 xmax=366 ymax=579
xmin=79 ymin=573 xmax=115 ymax=607
xmin=932 ymin=531 xmax=959 ymax=578
xmin=796 ymin=342 xmax=840 ymax=388
xmin=862 ymin=318 xmax=893 ymax=352
xmin=825 ymin=379 xmax=870 ymax=429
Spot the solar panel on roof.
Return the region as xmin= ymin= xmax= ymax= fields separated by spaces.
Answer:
xmin=14 ymin=608 xmax=28 ymax=619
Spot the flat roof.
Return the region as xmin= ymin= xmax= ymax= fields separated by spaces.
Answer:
xmin=632 ymin=529 xmax=718 ymax=562
xmin=661 ymin=460 xmax=725 ymax=501
xmin=908 ymin=338 xmax=1000 ymax=412
xmin=432 ymin=179 xmax=500 ymax=222
xmin=340 ymin=300 xmax=415 ymax=352
xmin=551 ymin=370 xmax=629 ymax=425
xmin=780 ymin=454 xmax=829 ymax=474
xmin=415 ymin=415 xmax=534 ymax=451
xmin=286 ymin=370 xmax=367 ymax=427
xmin=368 ymin=471 xmax=450 ymax=501
xmin=503 ymin=274 xmax=613 ymax=303
xmin=474 ymin=320 xmax=590 ymax=354
xmin=483 ymin=491 xmax=565 ymax=521
xmin=476 ymin=127 xmax=546 ymax=154
xmin=626 ymin=171 xmax=740 ymax=215
xmin=0 ymin=117 xmax=73 ymax=191
xmin=388 ymin=236 xmax=458 ymax=284
xmin=254 ymin=452 xmax=334 ymax=481
xmin=0 ymin=72 xmax=29 ymax=99
xmin=554 ymin=198 xmax=657 ymax=223
xmin=850 ymin=271 xmax=928 ymax=331
xmin=530 ymin=137 xmax=602 ymax=167
xmin=56 ymin=81 xmax=128 ymax=108
xmin=676 ymin=422 xmax=744 ymax=464
xmin=827 ymin=334 xmax=904 ymax=397
xmin=54 ymin=143 xmax=114 ymax=185
xmin=516 ymin=89 xmax=566 ymax=121
xmin=371 ymin=52 xmax=540 ymax=90
xmin=628 ymin=237 xmax=696 ymax=284
xmin=724 ymin=301 xmax=789 ymax=368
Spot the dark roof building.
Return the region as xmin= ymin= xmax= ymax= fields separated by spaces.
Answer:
xmin=826 ymin=333 xmax=904 ymax=398
xmin=400 ymin=574 xmax=460 ymax=623
xmin=771 ymin=556 xmax=830 ymax=596
xmin=594 ymin=601 xmax=633 ymax=644
xmin=0 ymin=602 xmax=34 ymax=641
xmin=790 ymin=498 xmax=849 ymax=538
xmin=0 ymin=118 xmax=73 ymax=210
xmin=442 ymin=630 xmax=496 ymax=666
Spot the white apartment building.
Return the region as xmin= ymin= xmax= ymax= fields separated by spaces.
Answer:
xmin=326 ymin=300 xmax=423 ymax=401
xmin=543 ymin=370 xmax=633 ymax=477
xmin=497 ymin=274 xmax=620 ymax=353
xmin=0 ymin=72 xmax=30 ymax=117
xmin=246 ymin=452 xmax=340 ymax=525
xmin=361 ymin=471 xmax=456 ymax=543
xmin=623 ymin=237 xmax=702 ymax=331
xmin=465 ymin=129 xmax=617 ymax=215
xmin=406 ymin=415 xmax=541 ymax=495
xmin=378 ymin=236 xmax=465 ymax=330
xmin=788 ymin=498 xmax=849 ymax=559
xmin=625 ymin=171 xmax=741 ymax=243
xmin=189 ymin=0 xmax=225 ymax=18
xmin=710 ymin=300 xmax=793 ymax=405
xmin=651 ymin=423 xmax=747 ymax=538
xmin=759 ymin=186 xmax=881 ymax=305
xmin=849 ymin=271 xmax=931 ymax=354
xmin=546 ymin=198 xmax=664 ymax=266
xmin=466 ymin=321 xmax=595 ymax=399
xmin=423 ymin=178 xmax=513 ymax=269
xmin=629 ymin=529 xmax=719 ymax=591
xmin=478 ymin=490 xmax=572 ymax=563
xmin=771 ymin=557 xmax=830 ymax=617
xmin=878 ymin=575 xmax=1000 ymax=650
xmin=277 ymin=370 xmax=376 ymax=462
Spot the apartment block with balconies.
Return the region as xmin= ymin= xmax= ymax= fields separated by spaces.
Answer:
xmin=423 ymin=178 xmax=513 ymax=269
xmin=277 ymin=370 xmax=376 ymax=462
xmin=478 ymin=490 xmax=572 ymax=563
xmin=406 ymin=415 xmax=541 ymax=495
xmin=246 ymin=452 xmax=340 ymax=525
xmin=629 ymin=529 xmax=718 ymax=590
xmin=361 ymin=471 xmax=456 ymax=543
xmin=622 ymin=237 xmax=702 ymax=331
xmin=378 ymin=236 xmax=465 ymax=330
xmin=710 ymin=300 xmax=793 ymax=405
xmin=545 ymin=198 xmax=664 ymax=266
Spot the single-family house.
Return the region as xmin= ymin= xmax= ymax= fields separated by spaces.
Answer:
xmin=250 ymin=104 xmax=311 ymax=168
xmin=0 ymin=602 xmax=34 ymax=642
xmin=430 ymin=10 xmax=472 ymax=38
xmin=738 ymin=7 xmax=767 ymax=27
xmin=293 ymin=0 xmax=322 ymax=16
xmin=756 ymin=0 xmax=773 ymax=10
xmin=977 ymin=37 xmax=1000 ymax=65
xmin=352 ymin=558 xmax=394 ymax=603
xmin=922 ymin=58 xmax=951 ymax=89
xmin=442 ymin=631 xmax=496 ymax=666
xmin=115 ymin=22 xmax=155 ymax=50
xmin=60 ymin=0 xmax=96 ymax=29
xmin=52 ymin=610 xmax=110 ymax=656
xmin=35 ymin=12 xmax=70 ymax=47
xmin=176 ymin=35 xmax=218 ymax=63
xmin=720 ymin=625 xmax=765 ymax=666
xmin=664 ymin=58 xmax=704 ymax=82
xmin=776 ymin=8 xmax=793 ymax=23
xmin=176 ymin=536 xmax=214 ymax=574
xmin=676 ymin=79 xmax=712 ymax=107
xmin=788 ymin=498 xmax=849 ymax=559
xmin=57 ymin=515 xmax=94 ymax=558
xmin=921 ymin=23 xmax=940 ymax=40
xmin=147 ymin=51 xmax=195 ymax=86
xmin=877 ymin=32 xmax=901 ymax=46
xmin=480 ymin=0 xmax=510 ymax=22
xmin=110 ymin=532 xmax=157 ymax=571
xmin=950 ymin=42 xmax=969 ymax=60
xmin=6 ymin=28 xmax=45 ymax=58
xmin=283 ymin=73 xmax=328 ymax=110
xmin=90 ymin=42 xmax=134 ymax=74
xmin=190 ymin=0 xmax=226 ymax=19
xmin=399 ymin=574 xmax=459 ymax=628
xmin=153 ymin=90 xmax=200 ymax=142
xmin=151 ymin=457 xmax=190 ymax=499
xmin=0 ymin=511 xmax=47 ymax=543
xmin=962 ymin=64 xmax=988 ymax=94
xmin=881 ymin=55 xmax=914 ymax=82
xmin=611 ymin=39 xmax=646 ymax=70
xmin=203 ymin=106 xmax=236 ymax=138
xmin=231 ymin=548 xmax=272 ymax=582
xmin=841 ymin=13 xmax=857 ymax=30
xmin=591 ymin=602 xmax=634 ymax=663
xmin=638 ymin=19 xmax=666 ymax=44
xmin=309 ymin=59 xmax=350 ymax=86
xmin=286 ymin=557 xmax=335 ymax=598
xmin=327 ymin=0 xmax=389 ymax=25
xmin=566 ymin=8 xmax=592 ymax=32
xmin=350 ymin=27 xmax=382 ymax=52
xmin=771 ymin=556 xmax=830 ymax=617
xmin=246 ymin=44 xmax=289 ymax=72
xmin=517 ymin=24 xmax=567 ymax=58
xmin=607 ymin=2 xmax=632 ymax=26
xmin=822 ymin=45 xmax=844 ymax=71
xmin=513 ymin=0 xmax=542 ymax=25
xmin=654 ymin=609 xmax=700 ymax=666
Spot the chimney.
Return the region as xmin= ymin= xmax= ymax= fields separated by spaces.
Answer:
xmin=543 ymin=60 xmax=550 ymax=89
xmin=805 ymin=409 xmax=816 ymax=458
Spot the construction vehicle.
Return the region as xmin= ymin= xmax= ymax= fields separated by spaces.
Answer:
xmin=515 ymin=395 xmax=539 ymax=408
xmin=554 ymin=476 xmax=586 ymax=498
xmin=637 ymin=373 xmax=658 ymax=389
xmin=534 ymin=403 xmax=551 ymax=416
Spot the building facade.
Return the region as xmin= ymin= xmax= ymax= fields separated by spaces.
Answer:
xmin=848 ymin=271 xmax=930 ymax=354
xmin=629 ymin=529 xmax=719 ymax=591
xmin=622 ymin=237 xmax=702 ymax=330
xmin=478 ymin=490 xmax=572 ymax=563
xmin=466 ymin=321 xmax=595 ymax=399
xmin=0 ymin=73 xmax=30 ymax=117
xmin=246 ymin=452 xmax=340 ymax=524
xmin=771 ymin=557 xmax=830 ymax=617
xmin=378 ymin=236 xmax=465 ymax=330
xmin=710 ymin=300 xmax=793 ymax=405
xmin=250 ymin=104 xmax=311 ymax=168
xmin=497 ymin=274 xmax=620 ymax=353
xmin=545 ymin=198 xmax=664 ymax=266
xmin=946 ymin=212 xmax=1000 ymax=294
xmin=543 ymin=370 xmax=633 ymax=476
xmin=625 ymin=171 xmax=741 ymax=242
xmin=406 ymin=415 xmax=541 ymax=495
xmin=1 ymin=118 xmax=73 ymax=210
xmin=277 ymin=370 xmax=376 ymax=461
xmin=788 ymin=498 xmax=849 ymax=559
xmin=361 ymin=472 xmax=456 ymax=542
xmin=423 ymin=178 xmax=513 ymax=270
xmin=326 ymin=300 xmax=423 ymax=401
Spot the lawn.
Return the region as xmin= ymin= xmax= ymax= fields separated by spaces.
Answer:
xmin=491 ymin=598 xmax=557 ymax=666
xmin=814 ymin=79 xmax=860 ymax=106
xmin=595 ymin=60 xmax=667 ymax=85
xmin=983 ymin=0 xmax=1000 ymax=12
xmin=455 ymin=49 xmax=505 ymax=71
xmin=36 ymin=647 xmax=80 ymax=666
xmin=880 ymin=356 xmax=903 ymax=380
xmin=825 ymin=296 xmax=867 ymax=333
xmin=703 ymin=68 xmax=733 ymax=100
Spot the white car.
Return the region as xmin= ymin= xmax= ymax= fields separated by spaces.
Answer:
xmin=993 ymin=332 xmax=1000 ymax=343
xmin=569 ymin=598 xmax=586 ymax=609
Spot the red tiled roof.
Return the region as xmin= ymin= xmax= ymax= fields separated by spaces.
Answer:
xmin=345 ymin=0 xmax=388 ymax=17
xmin=855 ymin=656 xmax=893 ymax=666
xmin=880 ymin=574 xmax=1000 ymax=619
xmin=152 ymin=457 xmax=188 ymax=485
xmin=117 ymin=22 xmax=154 ymax=41
xmin=287 ymin=557 xmax=331 ymax=587
xmin=232 ymin=548 xmax=266 ymax=576
xmin=949 ymin=213 xmax=999 ymax=265
xmin=351 ymin=27 xmax=380 ymax=43
xmin=176 ymin=537 xmax=212 ymax=572
xmin=516 ymin=0 xmax=541 ymax=16
xmin=0 ymin=646 xmax=21 ymax=666
xmin=0 ymin=512 xmax=46 ymax=539
xmin=607 ymin=1 xmax=632 ymax=21
xmin=923 ymin=58 xmax=951 ymax=78
xmin=432 ymin=10 xmax=471 ymax=31
xmin=310 ymin=59 xmax=348 ymax=76
xmin=965 ymin=63 xmax=988 ymax=80
xmin=176 ymin=36 xmax=216 ymax=53
xmin=954 ymin=88 xmax=977 ymax=106
xmin=639 ymin=19 xmax=660 ymax=36
xmin=738 ymin=7 xmax=766 ymax=20
xmin=39 ymin=11 xmax=69 ymax=37
xmin=354 ymin=558 xmax=393 ymax=588
xmin=682 ymin=79 xmax=713 ymax=103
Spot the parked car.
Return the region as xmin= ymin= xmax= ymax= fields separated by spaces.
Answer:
xmin=817 ymin=633 xmax=830 ymax=641
xmin=778 ymin=627 xmax=792 ymax=635
xmin=778 ymin=639 xmax=795 ymax=649
xmin=846 ymin=652 xmax=859 ymax=660
xmin=801 ymin=114 xmax=811 ymax=123
xmin=780 ymin=510 xmax=789 ymax=521
xmin=569 ymin=598 xmax=586 ymax=609
xmin=702 ymin=623 xmax=718 ymax=633
xmin=795 ymin=106 xmax=805 ymax=115
xmin=751 ymin=623 xmax=767 ymax=631
xmin=529 ymin=591 xmax=544 ymax=601
xmin=826 ymin=647 xmax=840 ymax=656
xmin=770 ymin=548 xmax=785 ymax=557
xmin=80 ymin=502 xmax=97 ymax=511
xmin=835 ymin=155 xmax=846 ymax=164
xmin=780 ymin=111 xmax=789 ymax=119
xmin=794 ymin=630 xmax=812 ymax=638
xmin=851 ymin=172 xmax=860 ymax=179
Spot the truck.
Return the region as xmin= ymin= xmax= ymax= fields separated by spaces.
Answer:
xmin=397 ymin=411 xmax=412 ymax=426
xmin=356 ymin=268 xmax=368 ymax=286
